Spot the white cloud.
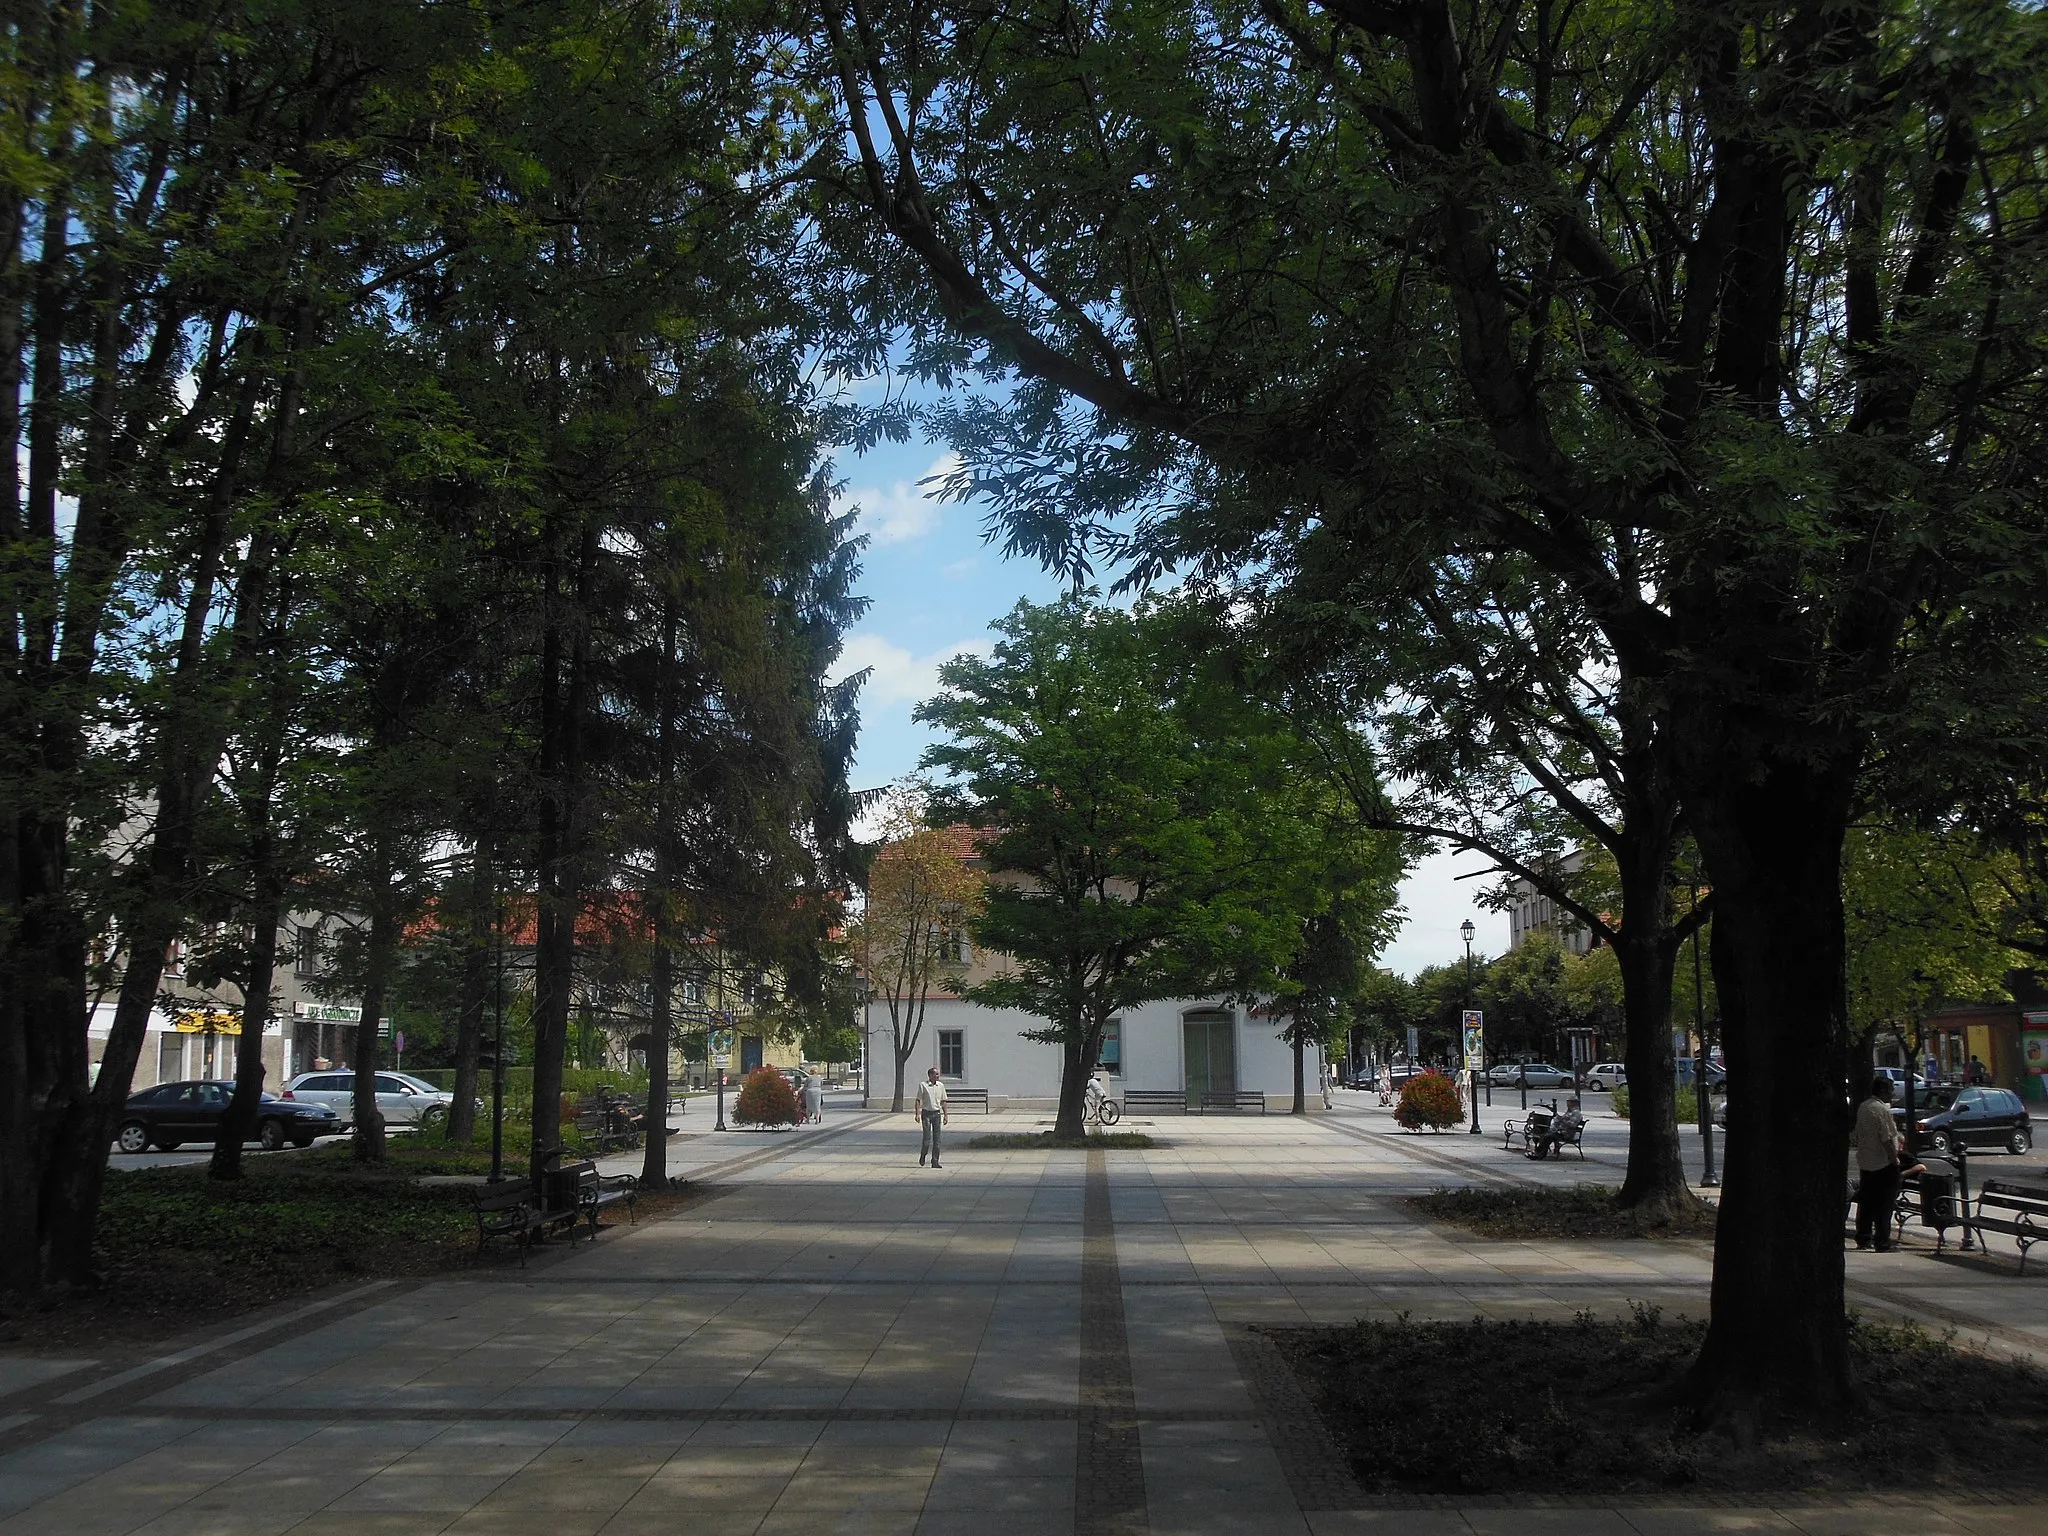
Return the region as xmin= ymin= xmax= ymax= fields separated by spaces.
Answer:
xmin=830 ymin=632 xmax=991 ymax=709
xmin=833 ymin=453 xmax=961 ymax=546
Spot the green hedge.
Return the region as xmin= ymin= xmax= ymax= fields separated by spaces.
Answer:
xmin=1609 ymin=1086 xmax=1701 ymax=1123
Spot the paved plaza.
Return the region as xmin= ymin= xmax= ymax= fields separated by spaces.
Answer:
xmin=2 ymin=1096 xmax=2043 ymax=1534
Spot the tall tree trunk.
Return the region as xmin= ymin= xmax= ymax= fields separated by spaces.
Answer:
xmin=350 ymin=855 xmax=396 ymax=1165
xmin=1680 ymin=760 xmax=1857 ymax=1418
xmin=447 ymin=841 xmax=493 ymax=1145
xmin=642 ymin=594 xmax=678 ymax=1188
xmin=528 ymin=518 xmax=595 ymax=1186
xmin=213 ymin=791 xmax=286 ymax=1179
xmin=1053 ymin=1030 xmax=1088 ymax=1140
xmin=643 ymin=908 xmax=674 ymax=1187
xmin=1291 ymin=1029 xmax=1307 ymax=1115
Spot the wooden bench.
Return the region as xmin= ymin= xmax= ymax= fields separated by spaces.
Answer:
xmin=1197 ymin=1090 xmax=1266 ymax=1114
xmin=949 ymin=1088 xmax=990 ymax=1113
xmin=572 ymin=1093 xmax=643 ymax=1154
xmin=1124 ymin=1089 xmax=1186 ymax=1115
xmin=472 ymin=1181 xmax=544 ymax=1266
xmin=1502 ymin=1110 xmax=1585 ymax=1159
xmin=1971 ymin=1179 xmax=2048 ymax=1273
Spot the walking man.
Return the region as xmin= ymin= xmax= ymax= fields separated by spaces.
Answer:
xmin=1854 ymin=1074 xmax=1904 ymax=1252
xmin=915 ymin=1065 xmax=947 ymax=1168
xmin=803 ymin=1071 xmax=825 ymax=1125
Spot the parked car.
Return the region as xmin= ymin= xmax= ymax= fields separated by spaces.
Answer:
xmin=1584 ymin=1062 xmax=1628 ymax=1093
xmin=1487 ymin=1061 xmax=1575 ymax=1088
xmin=1676 ymin=1058 xmax=1727 ymax=1094
xmin=1894 ymin=1086 xmax=2032 ymax=1156
xmin=283 ymin=1070 xmax=460 ymax=1131
xmin=116 ymin=1080 xmax=339 ymax=1153
xmin=1873 ymin=1066 xmax=1933 ymax=1095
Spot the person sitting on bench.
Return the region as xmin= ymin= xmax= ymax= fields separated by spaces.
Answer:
xmin=1532 ymin=1098 xmax=1585 ymax=1159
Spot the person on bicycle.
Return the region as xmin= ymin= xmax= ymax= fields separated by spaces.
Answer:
xmin=1085 ymin=1069 xmax=1107 ymax=1122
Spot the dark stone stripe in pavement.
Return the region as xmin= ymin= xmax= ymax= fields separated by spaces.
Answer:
xmin=1078 ymin=1147 xmax=1148 ymax=1536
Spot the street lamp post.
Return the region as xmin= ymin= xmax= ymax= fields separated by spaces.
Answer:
xmin=1460 ymin=920 xmax=1481 ymax=1134
xmin=1692 ymin=881 xmax=1718 ymax=1188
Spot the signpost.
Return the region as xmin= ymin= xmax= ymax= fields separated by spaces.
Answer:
xmin=1462 ymin=1010 xmax=1484 ymax=1135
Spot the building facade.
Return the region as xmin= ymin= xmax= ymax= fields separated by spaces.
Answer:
xmin=1505 ymin=848 xmax=1594 ymax=955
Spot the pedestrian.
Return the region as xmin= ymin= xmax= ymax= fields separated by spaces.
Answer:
xmin=1319 ymin=1059 xmax=1334 ymax=1109
xmin=1377 ymin=1063 xmax=1393 ymax=1106
xmin=1854 ymin=1074 xmax=1904 ymax=1252
xmin=914 ymin=1065 xmax=947 ymax=1168
xmin=1966 ymin=1055 xmax=1990 ymax=1086
xmin=803 ymin=1071 xmax=824 ymax=1124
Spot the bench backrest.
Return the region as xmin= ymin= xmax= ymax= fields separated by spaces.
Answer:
xmin=1979 ymin=1180 xmax=2048 ymax=1211
xmin=475 ymin=1183 xmax=534 ymax=1212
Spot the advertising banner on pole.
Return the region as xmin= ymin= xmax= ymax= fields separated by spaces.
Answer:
xmin=1462 ymin=1011 xmax=1485 ymax=1073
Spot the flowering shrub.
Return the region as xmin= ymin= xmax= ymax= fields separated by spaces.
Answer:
xmin=1396 ymin=1071 xmax=1464 ymax=1132
xmin=731 ymin=1067 xmax=802 ymax=1127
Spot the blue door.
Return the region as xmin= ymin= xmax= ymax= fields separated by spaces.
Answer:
xmin=741 ymin=1035 xmax=763 ymax=1074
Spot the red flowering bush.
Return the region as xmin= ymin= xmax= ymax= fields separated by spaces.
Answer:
xmin=1396 ymin=1071 xmax=1464 ymax=1132
xmin=731 ymin=1067 xmax=802 ymax=1128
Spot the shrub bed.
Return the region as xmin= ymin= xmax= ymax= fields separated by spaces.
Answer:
xmin=966 ymin=1132 xmax=1157 ymax=1149
xmin=1274 ymin=1311 xmax=2048 ymax=1495
xmin=1408 ymin=1184 xmax=1715 ymax=1239
xmin=1395 ymin=1070 xmax=1464 ymax=1131
xmin=731 ymin=1066 xmax=802 ymax=1127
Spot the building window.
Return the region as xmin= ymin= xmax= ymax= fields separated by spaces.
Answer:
xmin=682 ymin=973 xmax=705 ymax=1007
xmin=1098 ymin=1019 xmax=1123 ymax=1077
xmin=937 ymin=1029 xmax=964 ymax=1079
xmin=294 ymin=926 xmax=321 ymax=978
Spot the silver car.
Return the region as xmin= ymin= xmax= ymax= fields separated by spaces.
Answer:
xmin=283 ymin=1070 xmax=457 ymax=1131
xmin=1585 ymin=1062 xmax=1628 ymax=1093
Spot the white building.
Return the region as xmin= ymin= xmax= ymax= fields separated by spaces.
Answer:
xmin=863 ymin=990 xmax=1319 ymax=1110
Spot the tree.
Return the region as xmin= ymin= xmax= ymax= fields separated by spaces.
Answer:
xmin=810 ymin=0 xmax=2048 ymax=1412
xmin=851 ymin=792 xmax=986 ymax=1113
xmin=920 ymin=596 xmax=1394 ymax=1138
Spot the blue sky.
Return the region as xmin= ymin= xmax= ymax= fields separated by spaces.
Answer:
xmin=824 ymin=431 xmax=1500 ymax=978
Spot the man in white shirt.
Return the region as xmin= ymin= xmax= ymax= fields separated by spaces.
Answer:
xmin=914 ymin=1066 xmax=948 ymax=1168
xmin=1854 ymin=1075 xmax=1903 ymax=1251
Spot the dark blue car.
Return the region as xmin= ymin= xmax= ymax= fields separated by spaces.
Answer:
xmin=116 ymin=1079 xmax=340 ymax=1153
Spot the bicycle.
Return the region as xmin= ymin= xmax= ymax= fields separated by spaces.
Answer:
xmin=1085 ymin=1094 xmax=1123 ymax=1127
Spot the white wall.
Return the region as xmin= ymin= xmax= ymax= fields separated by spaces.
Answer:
xmin=863 ymin=995 xmax=1323 ymax=1102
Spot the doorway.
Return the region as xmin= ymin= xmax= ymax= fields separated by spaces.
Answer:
xmin=1183 ymin=1010 xmax=1237 ymax=1100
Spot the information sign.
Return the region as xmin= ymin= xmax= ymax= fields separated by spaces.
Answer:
xmin=1461 ymin=1010 xmax=1485 ymax=1073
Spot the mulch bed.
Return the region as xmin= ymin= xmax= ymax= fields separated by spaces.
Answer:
xmin=1408 ymin=1183 xmax=1717 ymax=1239
xmin=966 ymin=1132 xmax=1158 ymax=1149
xmin=2 ymin=1150 xmax=704 ymax=1353
xmin=1272 ymin=1311 xmax=2048 ymax=1495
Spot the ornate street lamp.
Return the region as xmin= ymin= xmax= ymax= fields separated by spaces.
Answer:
xmin=1460 ymin=920 xmax=1481 ymax=1133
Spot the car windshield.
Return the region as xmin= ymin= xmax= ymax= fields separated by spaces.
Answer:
xmin=1915 ymin=1089 xmax=1957 ymax=1115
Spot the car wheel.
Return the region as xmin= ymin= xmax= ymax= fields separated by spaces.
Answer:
xmin=421 ymin=1104 xmax=447 ymax=1129
xmin=117 ymin=1121 xmax=152 ymax=1154
xmin=2009 ymin=1126 xmax=2032 ymax=1155
xmin=1929 ymin=1130 xmax=1954 ymax=1156
xmin=258 ymin=1118 xmax=287 ymax=1152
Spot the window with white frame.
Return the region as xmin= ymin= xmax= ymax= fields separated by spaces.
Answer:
xmin=1097 ymin=1019 xmax=1123 ymax=1076
xmin=937 ymin=1029 xmax=965 ymax=1079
